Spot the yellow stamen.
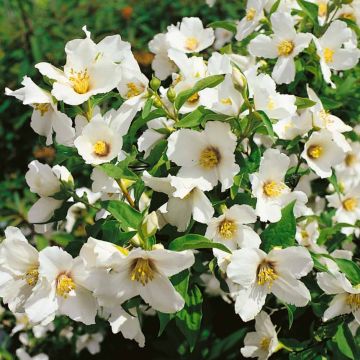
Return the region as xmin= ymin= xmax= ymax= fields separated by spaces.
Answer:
xmin=318 ymin=109 xmax=331 ymax=126
xmin=56 ymin=274 xmax=76 ymax=298
xmin=346 ymin=293 xmax=360 ymax=311
xmin=185 ymin=37 xmax=199 ymax=51
xmin=24 ymin=268 xmax=39 ymax=287
xmin=343 ymin=197 xmax=358 ymax=212
xmin=340 ymin=12 xmax=356 ymax=21
xmin=323 ymin=48 xmax=334 ymax=64
xmin=199 ymin=147 xmax=220 ymax=169
xmin=69 ymin=69 xmax=90 ymax=94
xmin=318 ymin=2 xmax=327 ymax=17
xmin=93 ymin=140 xmax=110 ymax=157
xmin=126 ymin=82 xmax=142 ymax=98
xmin=301 ymin=230 xmax=309 ymax=240
xmin=260 ymin=337 xmax=271 ymax=350
xmin=257 ymin=261 xmax=278 ymax=288
xmin=263 ymin=181 xmax=286 ymax=198
xmin=220 ymin=98 xmax=232 ymax=105
xmin=307 ymin=145 xmax=323 ymax=159
xmin=277 ymin=40 xmax=295 ymax=56
xmin=267 ymin=97 xmax=276 ymax=110
xmin=33 ymin=103 xmax=51 ymax=116
xmin=218 ymin=219 xmax=237 ymax=240
xmin=246 ymin=7 xmax=256 ymax=21
xmin=130 ymin=258 xmax=154 ymax=286
xmin=345 ymin=153 xmax=357 ymax=167
xmin=187 ymin=92 xmax=200 ymax=104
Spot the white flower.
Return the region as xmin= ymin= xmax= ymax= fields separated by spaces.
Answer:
xmin=301 ymin=129 xmax=346 ymax=178
xmin=214 ymin=28 xmax=233 ymax=50
xmin=335 ymin=142 xmax=360 ymax=180
xmin=0 ymin=227 xmax=39 ymax=313
xmin=253 ymin=74 xmax=297 ymax=120
xmin=87 ymin=247 xmax=194 ymax=313
xmin=227 ymin=246 xmax=313 ymax=321
xmin=236 ymin=0 xmax=266 ymax=42
xmin=5 ymin=76 xmax=75 ymax=146
xmin=16 ymin=348 xmax=48 ymax=360
xmin=317 ymin=272 xmax=360 ymax=323
xmin=241 ymin=311 xmax=279 ymax=360
xmin=273 ymin=110 xmax=312 ymax=140
xmin=76 ymin=332 xmax=104 ymax=355
xmin=166 ymin=17 xmax=215 ymax=53
xmin=295 ymin=219 xmax=324 ymax=253
xmin=250 ymin=149 xmax=308 ymax=223
xmin=167 ymin=121 xmax=240 ymax=191
xmin=35 ymin=28 xmax=121 ymax=105
xmin=248 ymin=11 xmax=312 ymax=84
xmin=308 ymin=0 xmax=329 ymax=25
xmin=28 ymin=197 xmax=63 ymax=225
xmin=313 ymin=20 xmax=360 ymax=87
xmin=142 ymin=172 xmax=214 ymax=232
xmin=25 ymin=247 xmax=97 ymax=325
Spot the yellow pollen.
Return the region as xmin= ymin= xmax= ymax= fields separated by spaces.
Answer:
xmin=24 ymin=268 xmax=39 ymax=286
xmin=130 ymin=258 xmax=154 ymax=286
xmin=307 ymin=145 xmax=323 ymax=159
xmin=187 ymin=92 xmax=200 ymax=104
xmin=246 ymin=7 xmax=257 ymax=21
xmin=301 ymin=230 xmax=309 ymax=240
xmin=114 ymin=245 xmax=129 ymax=256
xmin=346 ymin=293 xmax=360 ymax=311
xmin=318 ymin=2 xmax=327 ymax=17
xmin=199 ymin=147 xmax=220 ymax=169
xmin=263 ymin=181 xmax=286 ymax=198
xmin=343 ymin=197 xmax=358 ymax=212
xmin=257 ymin=261 xmax=278 ymax=288
xmin=126 ymin=82 xmax=142 ymax=98
xmin=277 ymin=40 xmax=295 ymax=56
xmin=323 ymin=48 xmax=334 ymax=63
xmin=220 ymin=98 xmax=232 ymax=105
xmin=93 ymin=140 xmax=110 ymax=157
xmin=218 ymin=219 xmax=237 ymax=240
xmin=33 ymin=103 xmax=51 ymax=116
xmin=341 ymin=12 xmax=356 ymax=21
xmin=56 ymin=274 xmax=76 ymax=298
xmin=260 ymin=337 xmax=271 ymax=350
xmin=318 ymin=109 xmax=330 ymax=126
xmin=69 ymin=69 xmax=90 ymax=94
xmin=267 ymin=97 xmax=276 ymax=110
xmin=185 ymin=37 xmax=199 ymax=51
xmin=345 ymin=153 xmax=357 ymax=167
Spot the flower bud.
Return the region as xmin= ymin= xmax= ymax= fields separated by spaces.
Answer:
xmin=232 ymin=67 xmax=246 ymax=90
xmin=152 ymin=243 xmax=164 ymax=250
xmin=153 ymin=96 xmax=163 ymax=108
xmin=167 ymin=87 xmax=176 ymax=102
xmin=150 ymin=76 xmax=161 ymax=91
xmin=141 ymin=211 xmax=159 ymax=238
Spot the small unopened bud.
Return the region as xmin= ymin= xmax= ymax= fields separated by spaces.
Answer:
xmin=131 ymin=233 xmax=142 ymax=247
xmin=150 ymin=76 xmax=161 ymax=91
xmin=231 ymin=67 xmax=246 ymax=89
xmin=167 ymin=87 xmax=176 ymax=102
xmin=152 ymin=243 xmax=164 ymax=250
xmin=141 ymin=211 xmax=159 ymax=238
xmin=152 ymin=96 xmax=163 ymax=108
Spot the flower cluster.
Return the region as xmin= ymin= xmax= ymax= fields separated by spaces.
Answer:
xmin=3 ymin=0 xmax=360 ymax=358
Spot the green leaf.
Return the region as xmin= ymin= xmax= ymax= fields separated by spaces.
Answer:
xmin=101 ymin=200 xmax=143 ymax=229
xmin=260 ymin=201 xmax=296 ymax=252
xmin=334 ymin=323 xmax=359 ymax=360
xmin=295 ymin=96 xmax=317 ymax=109
xmin=254 ymin=111 xmax=275 ymax=141
xmin=175 ymin=106 xmax=210 ymax=128
xmin=101 ymin=220 xmax=137 ymax=245
xmin=284 ymin=303 xmax=296 ymax=329
xmin=174 ymin=75 xmax=224 ymax=110
xmin=296 ymin=0 xmax=319 ymax=24
xmin=142 ymin=97 xmax=153 ymax=119
xmin=328 ymin=170 xmax=341 ymax=195
xmin=98 ymin=163 xmax=138 ymax=181
xmin=269 ymin=0 xmax=281 ymax=14
xmin=208 ymin=20 xmax=237 ymax=34
xmin=310 ymin=252 xmax=330 ymax=272
xmin=334 ymin=258 xmax=360 ymax=285
xmin=168 ymin=234 xmax=231 ymax=253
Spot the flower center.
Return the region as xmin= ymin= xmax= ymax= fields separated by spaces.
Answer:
xmin=220 ymin=97 xmax=232 ymax=105
xmin=260 ymin=337 xmax=271 ymax=350
xmin=263 ymin=181 xmax=286 ymax=198
xmin=187 ymin=92 xmax=200 ymax=104
xmin=33 ymin=103 xmax=51 ymax=116
xmin=126 ymin=82 xmax=143 ymax=98
xmin=346 ymin=293 xmax=360 ymax=311
xmin=130 ymin=258 xmax=154 ymax=285
xmin=246 ymin=7 xmax=256 ymax=21
xmin=24 ymin=268 xmax=39 ymax=286
xmin=340 ymin=12 xmax=356 ymax=21
xmin=93 ymin=140 xmax=110 ymax=157
xmin=185 ymin=37 xmax=199 ymax=51
xmin=345 ymin=153 xmax=357 ymax=167
xmin=342 ymin=197 xmax=358 ymax=212
xmin=56 ymin=274 xmax=76 ymax=298
xmin=277 ymin=40 xmax=295 ymax=56
xmin=267 ymin=96 xmax=276 ymax=110
xmin=69 ymin=69 xmax=90 ymax=94
xmin=307 ymin=145 xmax=323 ymax=159
xmin=218 ymin=219 xmax=237 ymax=240
xmin=199 ymin=147 xmax=220 ymax=169
xmin=318 ymin=1 xmax=327 ymax=17
xmin=323 ymin=48 xmax=334 ymax=64
xmin=257 ymin=261 xmax=278 ymax=288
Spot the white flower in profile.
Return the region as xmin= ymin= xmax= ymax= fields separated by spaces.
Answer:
xmin=317 ymin=272 xmax=360 ymax=323
xmin=295 ymin=219 xmax=324 ymax=253
xmin=166 ymin=17 xmax=215 ymax=53
xmin=241 ymin=311 xmax=279 ymax=360
xmin=250 ymin=149 xmax=308 ymax=223
xmin=313 ymin=20 xmax=360 ymax=87
xmin=273 ymin=110 xmax=312 ymax=140
xmin=214 ymin=28 xmax=233 ymax=50
xmin=25 ymin=247 xmax=98 ymax=325
xmin=167 ymin=121 xmax=239 ymax=191
xmin=335 ymin=142 xmax=360 ymax=180
xmin=249 ymin=11 xmax=312 ymax=84
xmin=89 ymin=247 xmax=195 ymax=313
xmin=205 ymin=205 xmax=261 ymax=251
xmin=16 ymin=348 xmax=48 ymax=360
xmin=142 ymin=172 xmax=214 ymax=232
xmin=236 ymin=0 xmax=266 ymax=42
xmin=253 ymin=74 xmax=296 ymax=120
xmin=227 ymin=246 xmax=313 ymax=321
xmin=76 ymin=332 xmax=104 ymax=355
xmin=0 ymin=227 xmax=39 ymax=313
xmin=5 ymin=76 xmax=75 ymax=146
xmin=301 ymin=129 xmax=346 ymax=178
xmin=336 ymin=3 xmax=360 ymax=27
xmin=326 ymin=183 xmax=360 ymax=234
xmin=36 ymin=28 xmax=121 ymax=105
